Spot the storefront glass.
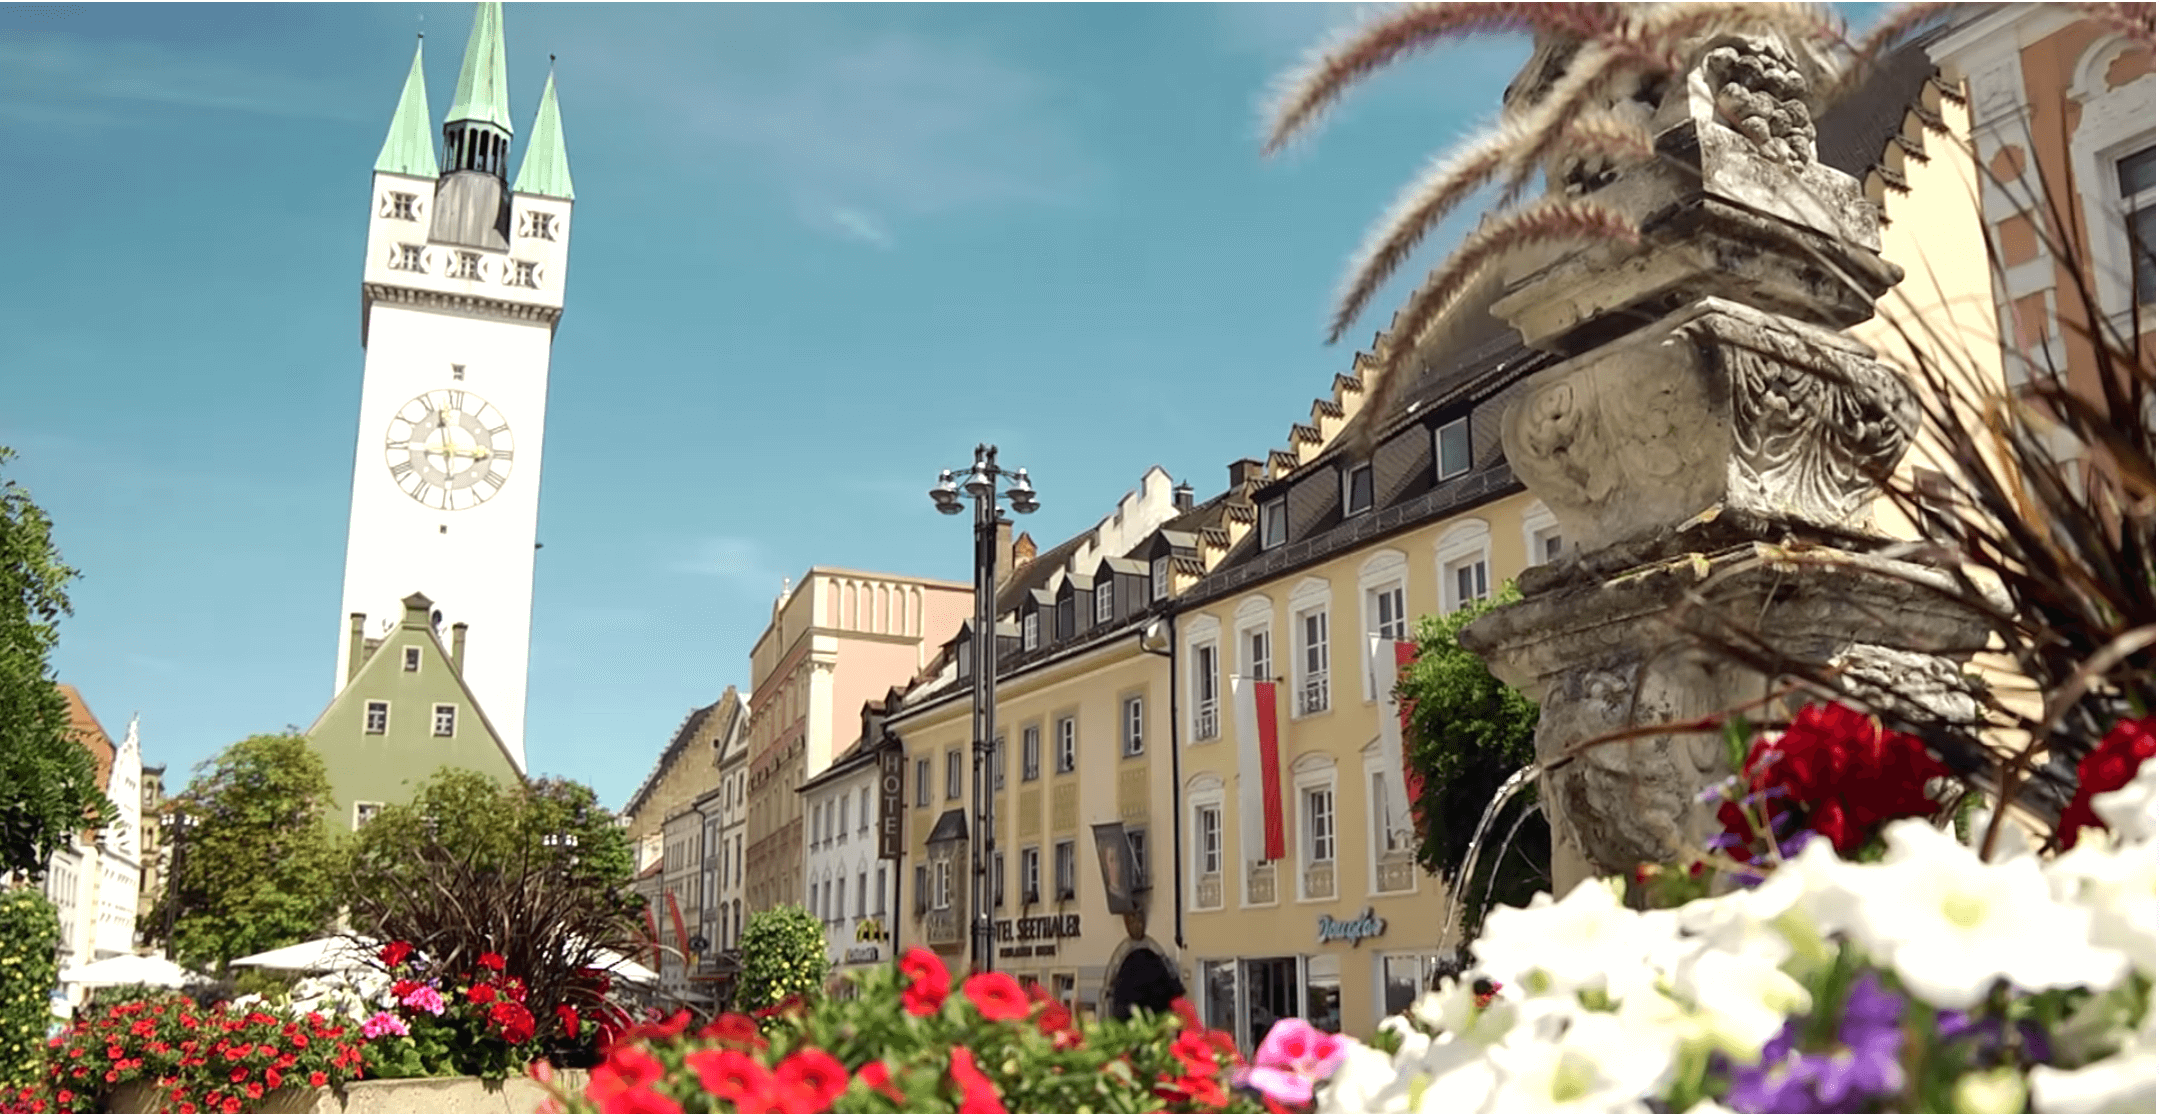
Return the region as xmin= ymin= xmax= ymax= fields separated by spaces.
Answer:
xmin=1378 ymin=952 xmax=1446 ymax=1019
xmin=1241 ymin=958 xmax=1299 ymax=1050
xmin=1304 ymin=954 xmax=1340 ymax=1035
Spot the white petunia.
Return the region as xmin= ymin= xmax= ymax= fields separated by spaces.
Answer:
xmin=1414 ymin=977 xmax=1516 ymax=1046
xmin=1837 ymin=819 xmax=2129 ymax=1007
xmin=1414 ymin=1036 xmax=1500 ymax=1113
xmin=2048 ymin=838 xmax=2157 ymax=977
xmin=1475 ymin=879 xmax=1678 ymax=1000
xmin=2028 ymin=1047 xmax=2156 ymax=1114
xmin=2092 ymin=756 xmax=2157 ymax=847
xmin=1479 ymin=1011 xmax=1659 ymax=1114
xmin=1671 ymin=947 xmax=1811 ymax=1058
xmin=1318 ymin=1039 xmax=1416 ymax=1114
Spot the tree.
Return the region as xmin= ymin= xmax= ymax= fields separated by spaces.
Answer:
xmin=0 ymin=886 xmax=59 ymax=1089
xmin=154 ymin=734 xmax=342 ymax=969
xmin=0 ymin=446 xmax=114 ymax=881
xmin=343 ymin=769 xmax=642 ymax=1058
xmin=1396 ymin=583 xmax=1547 ymax=930
xmin=731 ymin=905 xmax=829 ymax=1012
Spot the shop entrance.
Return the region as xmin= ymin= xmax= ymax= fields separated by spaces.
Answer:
xmin=1241 ymin=958 xmax=1300 ymax=1050
xmin=1105 ymin=946 xmax=1184 ymax=1020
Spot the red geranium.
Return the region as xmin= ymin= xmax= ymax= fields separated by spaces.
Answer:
xmin=380 ymin=941 xmax=414 ymax=968
xmin=696 ymin=1013 xmax=766 ymax=1049
xmin=490 ymin=1000 xmax=537 ymax=1044
xmin=2058 ymin=716 xmax=2156 ymax=848
xmin=1718 ymin=702 xmax=1947 ymax=855
xmin=857 ymin=1061 xmax=905 ymax=1103
xmin=556 ymin=1005 xmax=581 ymax=1040
xmin=1169 ymin=1030 xmax=1219 ymax=1077
xmin=961 ymin=972 xmax=1030 ymax=1022
xmin=898 ymin=948 xmax=950 ymax=1017
xmin=772 ymin=1049 xmax=848 ymax=1112
xmin=948 ymin=1047 xmax=1005 ymax=1114
xmin=683 ymin=1049 xmax=770 ymax=1104
xmin=467 ymin=984 xmax=499 ymax=1006
xmin=477 ymin=952 xmax=507 ymax=972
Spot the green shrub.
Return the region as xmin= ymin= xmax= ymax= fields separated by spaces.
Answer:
xmin=732 ymin=905 xmax=829 ymax=1011
xmin=0 ymin=887 xmax=59 ymax=1090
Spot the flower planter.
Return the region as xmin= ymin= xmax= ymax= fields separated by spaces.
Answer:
xmin=103 ymin=1073 xmax=583 ymax=1114
xmin=104 ymin=1082 xmax=318 ymax=1114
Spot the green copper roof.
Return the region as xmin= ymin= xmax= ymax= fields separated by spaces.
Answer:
xmin=374 ymin=38 xmax=439 ymax=178
xmin=514 ymin=71 xmax=574 ymax=200
xmin=446 ymin=1 xmax=513 ymax=134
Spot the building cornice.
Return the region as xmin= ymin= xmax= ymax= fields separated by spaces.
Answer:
xmin=362 ymin=282 xmax=564 ymax=334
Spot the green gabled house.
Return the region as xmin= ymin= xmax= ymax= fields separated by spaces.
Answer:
xmin=306 ymin=592 xmax=522 ymax=832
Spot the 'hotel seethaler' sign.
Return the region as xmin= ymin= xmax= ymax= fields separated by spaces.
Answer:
xmin=1316 ymin=907 xmax=1387 ymax=947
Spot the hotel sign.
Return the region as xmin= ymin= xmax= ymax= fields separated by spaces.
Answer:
xmin=1316 ymin=907 xmax=1387 ymax=947
xmin=992 ymin=913 xmax=1082 ymax=960
xmin=878 ymin=746 xmax=905 ymax=860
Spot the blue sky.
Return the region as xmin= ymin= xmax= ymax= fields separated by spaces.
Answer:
xmin=3 ymin=3 xmax=1647 ymax=807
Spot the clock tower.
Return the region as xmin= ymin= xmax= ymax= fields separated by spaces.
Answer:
xmin=334 ymin=1 xmax=573 ymax=771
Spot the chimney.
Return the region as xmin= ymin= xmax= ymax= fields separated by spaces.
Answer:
xmin=346 ymin=614 xmax=367 ymax=684
xmin=1173 ymin=481 xmax=1195 ymax=511
xmin=993 ymin=518 xmax=1015 ymax=590
xmin=1228 ymin=458 xmax=1265 ymax=490
xmin=1012 ymin=531 xmax=1038 ymax=568
xmin=450 ymin=622 xmax=468 ymax=673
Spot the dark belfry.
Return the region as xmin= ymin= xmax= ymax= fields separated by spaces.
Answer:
xmin=433 ymin=1 xmax=515 ymax=250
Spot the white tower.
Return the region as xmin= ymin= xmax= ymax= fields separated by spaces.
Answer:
xmin=335 ymin=1 xmax=574 ymax=770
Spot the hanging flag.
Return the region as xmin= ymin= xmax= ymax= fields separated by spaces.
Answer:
xmin=1230 ymin=676 xmax=1288 ymax=863
xmin=644 ymin=903 xmax=662 ymax=972
xmin=1369 ymin=636 xmax=1420 ymax=847
xmin=666 ymin=891 xmax=691 ymax=963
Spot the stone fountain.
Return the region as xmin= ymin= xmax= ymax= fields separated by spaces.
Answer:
xmin=1459 ymin=32 xmax=1991 ymax=891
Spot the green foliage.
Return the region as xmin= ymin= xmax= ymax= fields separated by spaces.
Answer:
xmin=0 ymin=887 xmax=59 ymax=1089
xmin=157 ymin=735 xmax=343 ymax=970
xmin=344 ymin=768 xmax=641 ymax=1060
xmin=0 ymin=448 xmax=114 ymax=882
xmin=732 ymin=905 xmax=830 ymax=1011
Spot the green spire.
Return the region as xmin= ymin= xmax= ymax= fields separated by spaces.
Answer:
xmin=446 ymin=1 xmax=513 ymax=134
xmin=514 ymin=69 xmax=575 ymax=200
xmin=374 ymin=37 xmax=439 ymax=178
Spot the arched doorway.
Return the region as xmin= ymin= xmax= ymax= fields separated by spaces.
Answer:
xmin=1103 ymin=940 xmax=1185 ymax=1021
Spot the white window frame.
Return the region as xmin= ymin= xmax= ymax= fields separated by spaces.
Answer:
xmin=946 ymin=749 xmax=963 ymax=800
xmin=1294 ymin=756 xmax=1339 ymax=902
xmin=1055 ymin=716 xmax=1077 ymax=774
xmin=915 ymin=757 xmax=932 ymax=807
xmin=1363 ymin=743 xmax=1417 ymax=896
xmin=992 ymin=850 xmax=1006 ymax=908
xmin=1188 ymin=775 xmax=1226 ymax=912
xmin=1054 ymin=839 xmax=1077 ymax=900
xmin=1023 ymin=611 xmax=1040 ymax=651
xmin=838 ymin=796 xmax=850 ymax=842
xmin=1021 ymin=845 xmax=1042 ymax=904
xmin=353 ymin=801 xmax=384 ymax=828
xmin=1187 ymin=616 xmax=1222 ymax=743
xmin=1290 ymin=578 xmax=1331 ymax=719
xmin=1234 ymin=596 xmax=1274 ymax=684
xmin=1095 ymin=581 xmax=1114 ymax=624
xmin=2066 ymin=33 xmax=2158 ymax=333
xmin=402 ymin=645 xmax=422 ymax=672
xmin=1342 ymin=462 xmax=1375 ymax=516
xmin=1357 ymin=550 xmax=1409 ymax=701
xmin=932 ymin=859 xmax=952 ymax=911
xmin=1259 ymin=497 xmax=1288 ymax=549
xmin=431 ymin=703 xmax=457 ymax=738
xmin=1435 ymin=519 xmax=1493 ymax=613
xmin=1435 ymin=417 xmax=1472 ymax=479
xmin=364 ymin=700 xmax=390 ymax=735
xmin=1122 ymin=695 xmax=1146 ymax=757
xmin=1522 ymin=501 xmax=1563 ymax=567
xmin=1150 ymin=556 xmax=1170 ymax=601
xmin=1022 ymin=724 xmax=1042 ymax=781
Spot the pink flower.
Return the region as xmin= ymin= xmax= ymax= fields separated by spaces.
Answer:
xmin=1238 ymin=1018 xmax=1345 ymax=1105
xmin=359 ymin=1012 xmax=409 ymax=1039
xmin=399 ymin=986 xmax=446 ymax=1016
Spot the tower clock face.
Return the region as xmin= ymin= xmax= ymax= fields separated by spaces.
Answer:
xmin=383 ymin=389 xmax=515 ymax=510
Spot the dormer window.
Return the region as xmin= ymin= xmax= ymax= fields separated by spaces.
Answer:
xmin=1023 ymin=612 xmax=1039 ymax=651
xmin=1094 ymin=581 xmax=1114 ymax=624
xmin=956 ymin=639 xmax=972 ymax=677
xmin=1343 ymin=464 xmax=1374 ymax=515
xmin=1260 ymin=498 xmax=1288 ymax=549
xmin=1436 ymin=417 xmax=1471 ymax=479
xmin=1150 ymin=556 xmax=1169 ymax=601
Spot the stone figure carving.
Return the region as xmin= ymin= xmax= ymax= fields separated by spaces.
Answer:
xmin=1702 ymin=38 xmax=1819 ymax=168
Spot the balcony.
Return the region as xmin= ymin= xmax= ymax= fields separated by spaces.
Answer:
xmin=1194 ymin=700 xmax=1219 ymax=741
xmin=1298 ymin=675 xmax=1330 ymax=716
xmin=1303 ymin=861 xmax=1337 ymax=901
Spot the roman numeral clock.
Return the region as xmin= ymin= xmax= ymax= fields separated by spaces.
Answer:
xmin=383 ymin=389 xmax=516 ymax=511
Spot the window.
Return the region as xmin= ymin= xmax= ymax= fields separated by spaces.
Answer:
xmin=1095 ymin=581 xmax=1114 ymax=624
xmin=432 ymin=703 xmax=457 ymax=737
xmin=1260 ymin=498 xmax=1288 ymax=549
xmin=510 ymin=260 xmax=539 ymax=289
xmin=859 ymin=787 xmax=871 ymax=831
xmin=914 ymin=865 xmax=929 ymax=914
xmin=932 ymin=860 xmax=952 ymax=911
xmin=1023 ymin=612 xmax=1039 ymax=651
xmin=992 ymin=737 xmax=1006 ymax=789
xmin=1054 ymin=840 xmax=1077 ymax=900
xmin=1307 ymin=787 xmax=1336 ymax=864
xmin=394 ymin=243 xmax=426 ymax=272
xmin=451 ymin=363 xmax=466 ymax=381
xmin=2119 ymin=145 xmax=2155 ymax=306
xmin=1192 ymin=642 xmax=1220 ymax=741
xmin=1369 ymin=585 xmax=1407 ymax=643
xmin=364 ymin=701 xmax=389 ymax=735
xmin=1448 ymin=557 xmax=1490 ymax=611
xmin=1022 ymin=726 xmax=1042 ymax=781
xmin=915 ymin=758 xmax=931 ymax=807
xmin=838 ymin=797 xmax=850 ymax=842
xmin=1021 ymin=847 xmax=1041 ymax=904
xmin=946 ymin=749 xmax=963 ymax=800
xmin=992 ymin=850 xmax=1006 ymax=907
xmin=1246 ymin=628 xmax=1273 ymax=682
xmin=1296 ymin=608 xmax=1330 ymax=716
xmin=856 ymin=871 xmax=867 ymax=919
xmin=1151 ymin=556 xmax=1170 ymax=601
xmin=1123 ymin=696 xmax=1146 ymax=757
xmin=1436 ymin=417 xmax=1471 ymax=479
xmin=1055 ymin=717 xmax=1077 ymax=774
xmin=1533 ymin=526 xmax=1564 ymax=565
xmin=1196 ymin=805 xmax=1222 ymax=877
xmin=1343 ymin=464 xmax=1374 ymax=515
xmin=1127 ymin=828 xmax=1148 ymax=887
xmin=1382 ymin=954 xmax=1448 ymax=1018
xmin=522 ymin=210 xmax=557 ymax=240
xmin=452 ymin=251 xmax=482 ymax=280
xmin=1058 ymin=598 xmax=1075 ymax=640
xmin=382 ymin=191 xmax=417 ymax=220
xmin=354 ymin=801 xmax=383 ymax=828
xmin=876 ymin=865 xmax=887 ymax=914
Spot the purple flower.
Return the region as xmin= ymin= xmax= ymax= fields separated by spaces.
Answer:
xmin=1727 ymin=973 xmax=1908 ymax=1114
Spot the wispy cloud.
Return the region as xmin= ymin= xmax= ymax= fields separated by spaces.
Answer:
xmin=0 ymin=29 xmax=366 ymax=129
xmin=671 ymin=535 xmax=783 ymax=596
xmin=818 ymin=206 xmax=896 ymax=250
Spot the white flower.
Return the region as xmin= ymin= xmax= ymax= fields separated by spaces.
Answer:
xmin=1414 ymin=1037 xmax=1500 ymax=1114
xmin=1475 ymin=879 xmax=1677 ymax=1000
xmin=1412 ymin=978 xmax=1515 ymax=1046
xmin=2048 ymin=838 xmax=2157 ymax=977
xmin=2028 ymin=1047 xmax=2156 ymax=1114
xmin=2093 ymin=757 xmax=2157 ymax=847
xmin=1953 ymin=1066 xmax=2029 ymax=1114
xmin=1479 ymin=1011 xmax=1658 ymax=1114
xmin=1837 ymin=819 xmax=2129 ymax=1007
xmin=1318 ymin=1040 xmax=1415 ymax=1114
xmin=1670 ymin=947 xmax=1811 ymax=1059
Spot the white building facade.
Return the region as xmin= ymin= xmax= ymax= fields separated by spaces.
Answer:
xmin=716 ymin=707 xmax=749 ymax=952
xmin=799 ymin=740 xmax=890 ymax=976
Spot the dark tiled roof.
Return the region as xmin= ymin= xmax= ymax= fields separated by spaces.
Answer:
xmin=1815 ymin=24 xmax=1956 ymax=182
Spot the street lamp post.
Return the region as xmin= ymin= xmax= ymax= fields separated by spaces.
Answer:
xmin=929 ymin=444 xmax=1039 ymax=973
xmin=158 ymin=809 xmax=200 ymax=956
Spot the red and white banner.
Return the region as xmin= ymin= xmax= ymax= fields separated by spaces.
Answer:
xmin=644 ymin=904 xmax=663 ymax=971
xmin=1368 ymin=636 xmax=1421 ymax=843
xmin=1230 ymin=676 xmax=1286 ymax=863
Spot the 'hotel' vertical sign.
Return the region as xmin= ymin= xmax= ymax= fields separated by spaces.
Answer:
xmin=878 ymin=745 xmax=905 ymax=861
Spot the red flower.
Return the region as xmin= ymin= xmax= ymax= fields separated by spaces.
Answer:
xmin=598 ymin=1090 xmax=683 ymax=1114
xmin=490 ymin=1000 xmax=537 ymax=1044
xmin=380 ymin=941 xmax=414 ymax=968
xmin=2059 ymin=716 xmax=2156 ymax=849
xmin=504 ymin=976 xmax=527 ymax=1003
xmin=390 ymin=980 xmax=422 ymax=1000
xmin=1170 ymin=1030 xmax=1218 ymax=1077
xmin=1155 ymin=1072 xmax=1230 ymax=1109
xmin=773 ymin=1049 xmax=849 ymax=1112
xmin=264 ymin=1068 xmax=281 ymax=1091
xmin=308 ymin=1073 xmax=327 ymax=1088
xmin=1720 ymin=702 xmax=1947 ymax=855
xmin=857 ymin=1061 xmax=905 ymax=1103
xmin=948 ymin=1048 xmax=1006 ymax=1114
xmin=245 ymin=1083 xmax=263 ymax=1100
xmin=589 ymin=1046 xmax=664 ymax=1096
xmin=222 ymin=1099 xmax=241 ymax=1114
xmin=696 ymin=1013 xmax=766 ymax=1049
xmin=1170 ymin=997 xmax=1202 ymax=1030
xmin=477 ymin=952 xmax=507 ymax=972
xmin=468 ymin=984 xmax=500 ymax=1006
xmin=685 ymin=1049 xmax=771 ymax=1104
xmin=898 ymin=948 xmax=950 ymax=1017
xmin=555 ymin=1005 xmax=580 ymax=1039
xmin=962 ymin=972 xmax=1030 ymax=1021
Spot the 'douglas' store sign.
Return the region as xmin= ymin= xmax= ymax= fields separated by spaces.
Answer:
xmin=1316 ymin=907 xmax=1387 ymax=947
